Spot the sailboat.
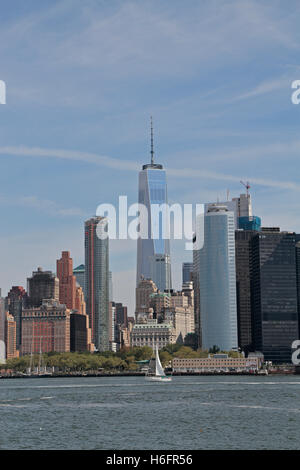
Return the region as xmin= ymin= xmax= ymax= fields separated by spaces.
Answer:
xmin=145 ymin=346 xmax=172 ymax=382
xmin=37 ymin=336 xmax=50 ymax=375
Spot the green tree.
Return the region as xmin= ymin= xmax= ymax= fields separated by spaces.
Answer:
xmin=159 ymin=351 xmax=172 ymax=367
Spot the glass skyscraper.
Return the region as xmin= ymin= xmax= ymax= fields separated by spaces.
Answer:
xmin=85 ymin=216 xmax=109 ymax=351
xmin=136 ymin=121 xmax=171 ymax=292
xmin=197 ymin=204 xmax=238 ymax=351
xmin=182 ymin=262 xmax=193 ymax=284
xmin=251 ymin=229 xmax=299 ymax=363
xmin=0 ymin=291 xmax=5 ymax=363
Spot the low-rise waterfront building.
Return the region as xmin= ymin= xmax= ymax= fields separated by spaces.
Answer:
xmin=172 ymin=354 xmax=260 ymax=373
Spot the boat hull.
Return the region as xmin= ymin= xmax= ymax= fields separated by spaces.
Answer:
xmin=145 ymin=376 xmax=172 ymax=382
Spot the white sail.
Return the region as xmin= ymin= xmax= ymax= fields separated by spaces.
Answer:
xmin=155 ymin=347 xmax=165 ymax=377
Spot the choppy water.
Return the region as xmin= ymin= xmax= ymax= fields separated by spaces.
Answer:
xmin=0 ymin=375 xmax=300 ymax=449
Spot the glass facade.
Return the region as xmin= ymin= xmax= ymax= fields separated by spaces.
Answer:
xmin=235 ymin=230 xmax=257 ymax=353
xmin=238 ymin=216 xmax=261 ymax=231
xmin=137 ymin=164 xmax=171 ymax=292
xmin=0 ymin=296 xmax=5 ymax=362
xmin=85 ymin=217 xmax=109 ymax=351
xmin=73 ymin=264 xmax=85 ymax=295
xmin=182 ymin=262 xmax=193 ymax=284
xmin=198 ymin=206 xmax=238 ymax=351
xmin=251 ymin=231 xmax=299 ymax=363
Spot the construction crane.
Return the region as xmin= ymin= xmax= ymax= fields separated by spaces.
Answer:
xmin=240 ymin=180 xmax=250 ymax=197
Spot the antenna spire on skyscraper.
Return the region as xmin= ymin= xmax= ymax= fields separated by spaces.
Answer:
xmin=150 ymin=116 xmax=154 ymax=165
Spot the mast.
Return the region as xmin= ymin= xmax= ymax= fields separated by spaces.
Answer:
xmin=29 ymin=322 xmax=34 ymax=374
xmin=150 ymin=116 xmax=154 ymax=165
xmin=38 ymin=336 xmax=42 ymax=374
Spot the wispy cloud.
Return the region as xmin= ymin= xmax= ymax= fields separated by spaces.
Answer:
xmin=0 ymin=193 xmax=86 ymax=217
xmin=0 ymin=144 xmax=299 ymax=192
xmin=3 ymin=0 xmax=300 ymax=107
xmin=228 ymin=75 xmax=292 ymax=103
xmin=0 ymin=146 xmax=138 ymax=171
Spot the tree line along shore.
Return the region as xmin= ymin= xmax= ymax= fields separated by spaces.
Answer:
xmin=1 ymin=345 xmax=243 ymax=374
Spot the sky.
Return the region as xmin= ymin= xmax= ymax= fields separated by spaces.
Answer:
xmin=1 ymin=0 xmax=300 ymax=315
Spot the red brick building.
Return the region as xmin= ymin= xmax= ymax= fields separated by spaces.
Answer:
xmin=56 ymin=251 xmax=77 ymax=309
xmin=21 ymin=300 xmax=71 ymax=355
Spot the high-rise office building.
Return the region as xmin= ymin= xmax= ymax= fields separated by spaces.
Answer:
xmin=73 ymin=264 xmax=85 ymax=295
xmin=6 ymin=286 xmax=28 ymax=350
xmin=193 ymin=233 xmax=201 ymax=348
xmin=197 ymin=204 xmax=238 ymax=351
xmin=295 ymin=239 xmax=300 ymax=337
xmin=27 ymin=267 xmax=59 ymax=307
xmin=235 ymin=230 xmax=257 ymax=353
xmin=136 ymin=119 xmax=171 ymax=292
xmin=57 ymin=251 xmax=76 ymax=309
xmin=135 ymin=278 xmax=158 ymax=318
xmin=75 ymin=284 xmax=86 ymax=315
xmin=205 ymin=192 xmax=253 ymax=229
xmin=0 ymin=290 xmax=5 ymax=363
xmin=108 ymin=302 xmax=128 ymax=351
xmin=84 ymin=216 xmax=109 ymax=351
xmin=114 ymin=302 xmax=128 ymax=327
xmin=232 ymin=193 xmax=252 ymax=218
xmin=251 ymin=229 xmax=299 ymax=363
xmin=149 ymin=254 xmax=171 ymax=293
xmin=5 ymin=312 xmax=18 ymax=359
xmin=238 ymin=216 xmax=261 ymax=231
xmin=182 ymin=262 xmax=193 ymax=284
xmin=70 ymin=312 xmax=93 ymax=352
xmin=109 ymin=271 xmax=113 ymax=302
xmin=108 ymin=301 xmax=117 ymax=350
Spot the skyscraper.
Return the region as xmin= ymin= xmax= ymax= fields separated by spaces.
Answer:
xmin=57 ymin=251 xmax=77 ymax=309
xmin=5 ymin=312 xmax=18 ymax=359
xmin=6 ymin=286 xmax=28 ymax=350
xmin=182 ymin=262 xmax=193 ymax=284
xmin=204 ymin=192 xmax=253 ymax=229
xmin=84 ymin=216 xmax=109 ymax=351
xmin=73 ymin=264 xmax=85 ymax=295
xmin=136 ymin=119 xmax=171 ymax=292
xmin=235 ymin=230 xmax=257 ymax=353
xmin=197 ymin=204 xmax=238 ymax=351
xmin=251 ymin=229 xmax=299 ymax=362
xmin=109 ymin=271 xmax=113 ymax=302
xmin=135 ymin=277 xmax=158 ymax=319
xmin=27 ymin=268 xmax=59 ymax=307
xmin=0 ymin=290 xmax=5 ymax=363
xmin=193 ymin=233 xmax=201 ymax=348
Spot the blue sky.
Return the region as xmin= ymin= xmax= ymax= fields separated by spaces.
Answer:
xmin=1 ymin=0 xmax=300 ymax=314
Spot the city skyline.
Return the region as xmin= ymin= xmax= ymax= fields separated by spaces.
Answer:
xmin=2 ymin=0 xmax=300 ymax=455
xmin=1 ymin=1 xmax=300 ymax=317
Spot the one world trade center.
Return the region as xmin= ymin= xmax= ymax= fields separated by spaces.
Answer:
xmin=136 ymin=119 xmax=172 ymax=292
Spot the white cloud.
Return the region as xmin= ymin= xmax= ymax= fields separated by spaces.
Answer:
xmin=227 ymin=75 xmax=292 ymax=103
xmin=1 ymin=143 xmax=300 ymax=192
xmin=0 ymin=193 xmax=86 ymax=217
